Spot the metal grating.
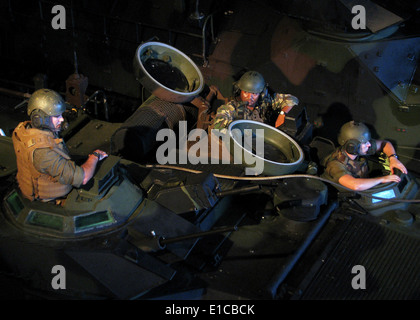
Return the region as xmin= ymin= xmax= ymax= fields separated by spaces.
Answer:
xmin=301 ymin=214 xmax=420 ymax=299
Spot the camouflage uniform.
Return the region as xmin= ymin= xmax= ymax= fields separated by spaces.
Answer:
xmin=211 ymin=93 xmax=299 ymax=131
xmin=321 ymin=144 xmax=377 ymax=185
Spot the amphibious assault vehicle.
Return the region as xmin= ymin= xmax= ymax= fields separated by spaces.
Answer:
xmin=1 ymin=1 xmax=420 ymax=300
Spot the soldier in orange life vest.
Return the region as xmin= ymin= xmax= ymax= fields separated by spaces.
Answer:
xmin=12 ymin=88 xmax=108 ymax=201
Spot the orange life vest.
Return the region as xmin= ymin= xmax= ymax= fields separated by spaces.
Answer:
xmin=12 ymin=121 xmax=73 ymax=200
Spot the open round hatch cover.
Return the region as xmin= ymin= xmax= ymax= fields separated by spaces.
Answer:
xmin=133 ymin=41 xmax=204 ymax=103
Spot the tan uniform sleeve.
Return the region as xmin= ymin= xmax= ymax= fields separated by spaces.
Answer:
xmin=33 ymin=148 xmax=85 ymax=188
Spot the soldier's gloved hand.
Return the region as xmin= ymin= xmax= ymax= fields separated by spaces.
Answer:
xmin=272 ymin=94 xmax=299 ymax=110
xmin=285 ymin=94 xmax=299 ymax=107
xmin=91 ymin=149 xmax=108 ymax=161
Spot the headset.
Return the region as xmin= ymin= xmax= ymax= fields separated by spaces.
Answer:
xmin=344 ymin=138 xmax=361 ymax=155
xmin=30 ymin=109 xmax=51 ymax=129
xmin=339 ymin=121 xmax=372 ymax=155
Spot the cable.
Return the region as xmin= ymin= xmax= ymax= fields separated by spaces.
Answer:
xmin=144 ymin=164 xmax=420 ymax=204
xmin=399 ymin=154 xmax=420 ymax=163
xmin=399 ymin=146 xmax=420 ymax=151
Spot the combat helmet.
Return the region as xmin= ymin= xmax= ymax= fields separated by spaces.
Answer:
xmin=27 ymin=89 xmax=66 ymax=129
xmin=338 ymin=121 xmax=371 ymax=155
xmin=236 ymin=71 xmax=266 ymax=94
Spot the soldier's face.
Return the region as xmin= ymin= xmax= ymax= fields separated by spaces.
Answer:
xmin=51 ymin=114 xmax=64 ymax=132
xmin=240 ymin=90 xmax=260 ymax=107
xmin=359 ymin=141 xmax=371 ymax=155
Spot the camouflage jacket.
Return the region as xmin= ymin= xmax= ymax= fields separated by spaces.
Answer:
xmin=322 ymin=147 xmax=370 ymax=185
xmin=210 ymin=93 xmax=299 ymax=130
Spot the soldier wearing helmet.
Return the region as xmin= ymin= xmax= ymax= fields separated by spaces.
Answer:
xmin=322 ymin=121 xmax=407 ymax=191
xmin=12 ymin=89 xmax=108 ymax=201
xmin=210 ymin=71 xmax=299 ymax=130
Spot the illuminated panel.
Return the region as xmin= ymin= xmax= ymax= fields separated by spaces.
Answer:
xmin=26 ymin=211 xmax=64 ymax=231
xmin=74 ymin=211 xmax=114 ymax=232
xmin=371 ymin=189 xmax=396 ymax=204
xmin=5 ymin=191 xmax=24 ymax=217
